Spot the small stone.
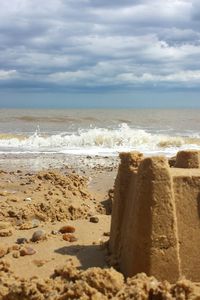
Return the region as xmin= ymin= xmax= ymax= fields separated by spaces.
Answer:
xmin=24 ymin=197 xmax=32 ymax=201
xmin=63 ymin=234 xmax=78 ymax=242
xmin=59 ymin=225 xmax=75 ymax=234
xmin=89 ymin=216 xmax=99 ymax=223
xmin=20 ymin=247 xmax=36 ymax=256
xmin=31 ymin=230 xmax=46 ymax=242
xmin=16 ymin=238 xmax=28 ymax=245
xmin=13 ymin=251 xmax=20 ymax=258
xmin=0 ymin=229 xmax=13 ymax=237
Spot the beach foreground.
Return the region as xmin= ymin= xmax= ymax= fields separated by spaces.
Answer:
xmin=0 ymin=154 xmax=200 ymax=299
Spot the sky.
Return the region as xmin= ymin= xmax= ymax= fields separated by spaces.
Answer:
xmin=1 ymin=0 xmax=200 ymax=108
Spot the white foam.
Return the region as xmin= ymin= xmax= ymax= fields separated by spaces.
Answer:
xmin=0 ymin=123 xmax=200 ymax=156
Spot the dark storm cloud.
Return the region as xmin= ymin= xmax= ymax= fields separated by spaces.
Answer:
xmin=1 ymin=0 xmax=200 ymax=92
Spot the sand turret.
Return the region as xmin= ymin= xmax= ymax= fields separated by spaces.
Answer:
xmin=109 ymin=150 xmax=200 ymax=282
xmin=175 ymin=150 xmax=200 ymax=168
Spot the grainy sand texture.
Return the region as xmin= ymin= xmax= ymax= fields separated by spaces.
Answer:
xmin=0 ymin=153 xmax=200 ymax=299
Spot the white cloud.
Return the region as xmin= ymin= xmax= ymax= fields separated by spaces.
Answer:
xmin=0 ymin=0 xmax=200 ymax=91
xmin=0 ymin=70 xmax=18 ymax=80
xmin=117 ymin=70 xmax=200 ymax=85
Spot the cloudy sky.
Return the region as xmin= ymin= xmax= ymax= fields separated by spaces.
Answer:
xmin=1 ymin=0 xmax=200 ymax=107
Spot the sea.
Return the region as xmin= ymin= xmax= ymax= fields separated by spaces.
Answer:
xmin=0 ymin=108 xmax=200 ymax=157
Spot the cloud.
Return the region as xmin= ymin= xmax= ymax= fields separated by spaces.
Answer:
xmin=0 ymin=70 xmax=18 ymax=80
xmin=0 ymin=0 xmax=200 ymax=93
xmin=117 ymin=70 xmax=200 ymax=86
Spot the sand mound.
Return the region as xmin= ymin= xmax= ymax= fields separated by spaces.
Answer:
xmin=0 ymin=260 xmax=199 ymax=299
xmin=0 ymin=170 xmax=94 ymax=227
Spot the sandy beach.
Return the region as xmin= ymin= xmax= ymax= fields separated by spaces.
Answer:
xmin=0 ymin=154 xmax=117 ymax=298
xmin=0 ymin=152 xmax=200 ymax=299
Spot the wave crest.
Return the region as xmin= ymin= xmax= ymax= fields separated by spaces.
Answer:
xmin=0 ymin=123 xmax=199 ymax=155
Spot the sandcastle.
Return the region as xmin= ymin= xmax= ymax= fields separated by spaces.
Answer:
xmin=109 ymin=150 xmax=200 ymax=282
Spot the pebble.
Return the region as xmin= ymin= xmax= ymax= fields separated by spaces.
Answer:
xmin=31 ymin=230 xmax=46 ymax=242
xmin=89 ymin=216 xmax=99 ymax=223
xmin=59 ymin=225 xmax=75 ymax=234
xmin=24 ymin=197 xmax=32 ymax=201
xmin=20 ymin=247 xmax=36 ymax=256
xmin=16 ymin=238 xmax=28 ymax=244
xmin=63 ymin=234 xmax=78 ymax=242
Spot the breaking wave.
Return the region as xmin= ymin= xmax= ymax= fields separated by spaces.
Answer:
xmin=0 ymin=123 xmax=200 ymax=156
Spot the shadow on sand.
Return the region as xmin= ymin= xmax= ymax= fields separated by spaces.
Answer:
xmin=54 ymin=243 xmax=108 ymax=269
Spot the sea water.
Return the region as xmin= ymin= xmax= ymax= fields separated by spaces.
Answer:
xmin=0 ymin=108 xmax=200 ymax=157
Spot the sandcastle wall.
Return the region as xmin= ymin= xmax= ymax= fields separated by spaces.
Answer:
xmin=109 ymin=150 xmax=200 ymax=282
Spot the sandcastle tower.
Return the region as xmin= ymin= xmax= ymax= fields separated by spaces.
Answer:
xmin=109 ymin=150 xmax=200 ymax=282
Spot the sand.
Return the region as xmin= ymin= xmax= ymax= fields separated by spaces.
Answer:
xmin=109 ymin=151 xmax=200 ymax=283
xmin=1 ymin=154 xmax=200 ymax=299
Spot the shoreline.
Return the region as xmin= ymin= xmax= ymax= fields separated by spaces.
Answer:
xmin=0 ymin=153 xmax=119 ymax=172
